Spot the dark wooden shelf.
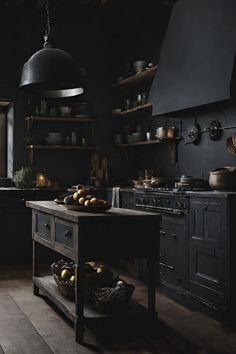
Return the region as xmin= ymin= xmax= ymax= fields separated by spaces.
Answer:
xmin=112 ymin=103 xmax=152 ymax=117
xmin=33 ymin=275 xmax=150 ymax=322
xmin=26 ymin=145 xmax=94 ymax=151
xmin=116 ymin=138 xmax=181 ymax=148
xmin=33 ymin=276 xmax=108 ymax=321
xmin=26 ymin=115 xmax=97 ymax=123
xmin=113 ymin=65 xmax=158 ymax=88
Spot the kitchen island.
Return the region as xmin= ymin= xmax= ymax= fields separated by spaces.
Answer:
xmin=26 ymin=201 xmax=160 ymax=343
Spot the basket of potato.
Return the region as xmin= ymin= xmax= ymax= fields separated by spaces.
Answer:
xmin=51 ymin=260 xmax=76 ymax=298
xmin=51 ymin=259 xmax=116 ymax=300
xmin=63 ymin=186 xmax=111 ymax=212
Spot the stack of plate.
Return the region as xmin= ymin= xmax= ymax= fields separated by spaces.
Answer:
xmin=45 ymin=132 xmax=65 ymax=145
xmin=226 ymin=133 xmax=236 ymax=155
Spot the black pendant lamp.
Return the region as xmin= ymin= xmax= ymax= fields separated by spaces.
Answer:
xmin=19 ymin=0 xmax=84 ymax=98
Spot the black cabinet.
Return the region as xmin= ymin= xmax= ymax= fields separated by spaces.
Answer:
xmin=1 ymin=207 xmax=32 ymax=264
xmin=160 ymin=215 xmax=188 ymax=291
xmin=189 ymin=198 xmax=226 ymax=307
xmin=0 ymin=189 xmax=65 ymax=265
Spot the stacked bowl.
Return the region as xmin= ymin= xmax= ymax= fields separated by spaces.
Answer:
xmin=45 ymin=132 xmax=65 ymax=145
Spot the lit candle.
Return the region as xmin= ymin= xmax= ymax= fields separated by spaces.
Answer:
xmin=36 ymin=173 xmax=47 ymax=187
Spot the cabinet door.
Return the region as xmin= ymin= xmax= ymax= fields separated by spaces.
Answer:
xmin=189 ymin=198 xmax=226 ymax=305
xmin=160 ymin=215 xmax=188 ymax=290
xmin=0 ymin=207 xmax=32 ymax=264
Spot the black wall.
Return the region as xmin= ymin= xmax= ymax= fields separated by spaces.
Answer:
xmin=1 ymin=1 xmax=235 ymax=186
xmin=110 ymin=0 xmax=236 ymax=183
xmin=0 ymin=2 xmax=115 ymax=186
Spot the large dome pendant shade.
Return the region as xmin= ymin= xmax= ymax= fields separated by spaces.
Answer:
xmin=19 ymin=46 xmax=84 ymax=98
xmin=19 ymin=0 xmax=84 ymax=98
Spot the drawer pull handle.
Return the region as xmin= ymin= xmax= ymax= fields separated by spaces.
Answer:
xmin=160 ymin=231 xmax=166 ymax=236
xmin=64 ymin=230 xmax=72 ymax=238
xmin=43 ymin=223 xmax=50 ymax=230
xmin=159 ymin=262 xmax=174 ymax=270
xmin=170 ymin=233 xmax=176 ymax=239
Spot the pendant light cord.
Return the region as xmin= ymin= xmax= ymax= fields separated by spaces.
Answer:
xmin=44 ymin=0 xmax=53 ymax=48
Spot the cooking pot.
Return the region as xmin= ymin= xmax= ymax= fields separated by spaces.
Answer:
xmin=180 ymin=175 xmax=195 ymax=184
xmin=143 ymin=177 xmax=165 ymax=188
xmin=209 ymin=167 xmax=236 ymax=190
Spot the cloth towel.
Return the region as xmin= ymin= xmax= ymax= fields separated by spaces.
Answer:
xmin=111 ymin=187 xmax=121 ymax=208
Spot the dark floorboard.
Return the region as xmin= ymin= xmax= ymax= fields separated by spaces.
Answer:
xmin=0 ymin=266 xmax=235 ymax=354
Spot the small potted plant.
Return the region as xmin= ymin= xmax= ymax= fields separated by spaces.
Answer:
xmin=12 ymin=167 xmax=35 ymax=189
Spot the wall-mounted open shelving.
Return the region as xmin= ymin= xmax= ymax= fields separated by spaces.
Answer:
xmin=25 ymin=115 xmax=97 ymax=164
xmin=112 ymin=65 xmax=158 ymax=89
xmin=112 ymin=103 xmax=152 ymax=117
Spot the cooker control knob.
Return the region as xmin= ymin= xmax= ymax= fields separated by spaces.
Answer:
xmin=153 ymin=199 xmax=161 ymax=206
xmin=166 ymin=200 xmax=170 ymax=206
xmin=175 ymin=201 xmax=183 ymax=208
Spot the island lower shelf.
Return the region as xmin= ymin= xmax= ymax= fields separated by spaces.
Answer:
xmin=33 ymin=275 xmax=149 ymax=322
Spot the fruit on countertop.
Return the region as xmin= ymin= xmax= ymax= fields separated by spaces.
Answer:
xmin=78 ymin=197 xmax=85 ymax=205
xmin=60 ymin=185 xmax=109 ymax=207
xmin=64 ymin=195 xmax=75 ymax=205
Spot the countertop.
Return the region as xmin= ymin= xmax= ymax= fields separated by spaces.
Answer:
xmin=105 ymin=187 xmax=236 ymax=197
xmin=26 ymin=200 xmax=161 ymax=223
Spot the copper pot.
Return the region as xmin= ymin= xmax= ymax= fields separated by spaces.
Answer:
xmin=209 ymin=167 xmax=236 ymax=190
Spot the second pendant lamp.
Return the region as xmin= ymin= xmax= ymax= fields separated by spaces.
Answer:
xmin=19 ymin=0 xmax=84 ymax=98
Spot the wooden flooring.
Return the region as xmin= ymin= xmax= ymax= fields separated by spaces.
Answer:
xmin=0 ymin=266 xmax=235 ymax=354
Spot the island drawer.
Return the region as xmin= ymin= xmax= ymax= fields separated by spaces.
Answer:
xmin=55 ymin=220 xmax=74 ymax=248
xmin=35 ymin=212 xmax=51 ymax=240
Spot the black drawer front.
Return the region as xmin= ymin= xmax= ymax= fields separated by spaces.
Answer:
xmin=36 ymin=213 xmax=51 ymax=240
xmin=55 ymin=222 xmax=73 ymax=248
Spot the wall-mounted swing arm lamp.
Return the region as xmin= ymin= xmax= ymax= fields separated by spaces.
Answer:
xmin=19 ymin=0 xmax=84 ymax=98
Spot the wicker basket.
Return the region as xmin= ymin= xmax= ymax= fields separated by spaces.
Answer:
xmin=86 ymin=280 xmax=135 ymax=313
xmin=51 ymin=261 xmax=75 ymax=299
xmin=51 ymin=260 xmax=114 ymax=299
xmin=51 ymin=260 xmax=135 ymax=311
xmin=52 ymin=273 xmax=75 ymax=298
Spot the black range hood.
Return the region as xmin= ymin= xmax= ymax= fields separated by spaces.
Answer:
xmin=149 ymin=0 xmax=236 ymax=115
